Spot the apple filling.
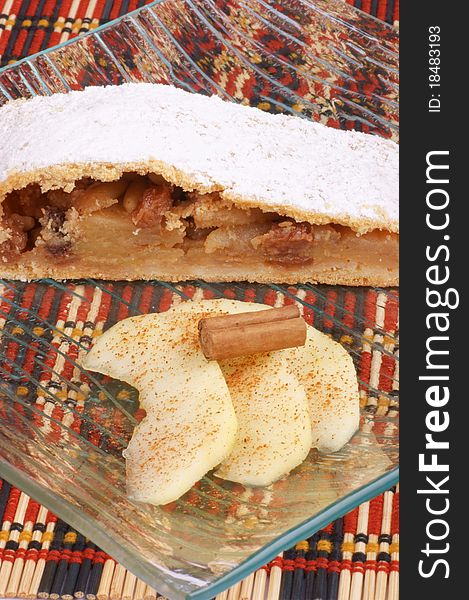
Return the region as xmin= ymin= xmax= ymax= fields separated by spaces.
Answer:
xmin=0 ymin=174 xmax=398 ymax=284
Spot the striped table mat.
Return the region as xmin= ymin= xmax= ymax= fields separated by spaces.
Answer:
xmin=0 ymin=2 xmax=399 ymax=599
xmin=0 ymin=479 xmax=399 ymax=600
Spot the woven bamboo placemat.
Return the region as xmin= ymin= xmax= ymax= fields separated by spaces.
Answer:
xmin=0 ymin=2 xmax=400 ymax=599
xmin=0 ymin=479 xmax=399 ymax=600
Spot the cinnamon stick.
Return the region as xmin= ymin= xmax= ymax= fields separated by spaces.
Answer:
xmin=198 ymin=305 xmax=306 ymax=360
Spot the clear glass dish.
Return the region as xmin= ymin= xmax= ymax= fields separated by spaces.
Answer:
xmin=0 ymin=2 xmax=399 ymax=599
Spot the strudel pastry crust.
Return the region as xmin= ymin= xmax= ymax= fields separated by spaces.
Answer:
xmin=0 ymin=83 xmax=398 ymax=285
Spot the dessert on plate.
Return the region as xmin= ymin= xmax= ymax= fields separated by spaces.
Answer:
xmin=0 ymin=83 xmax=398 ymax=285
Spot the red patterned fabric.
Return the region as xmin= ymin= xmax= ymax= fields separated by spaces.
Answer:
xmin=0 ymin=1 xmax=399 ymax=67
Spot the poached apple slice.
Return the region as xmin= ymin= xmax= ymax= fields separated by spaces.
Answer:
xmin=82 ymin=311 xmax=237 ymax=505
xmin=215 ymin=351 xmax=313 ymax=486
xmin=287 ymin=327 xmax=360 ymax=453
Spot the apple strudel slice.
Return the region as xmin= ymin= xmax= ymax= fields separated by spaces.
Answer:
xmin=0 ymin=83 xmax=398 ymax=285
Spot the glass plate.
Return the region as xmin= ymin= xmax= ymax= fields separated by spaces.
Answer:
xmin=0 ymin=2 xmax=399 ymax=599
